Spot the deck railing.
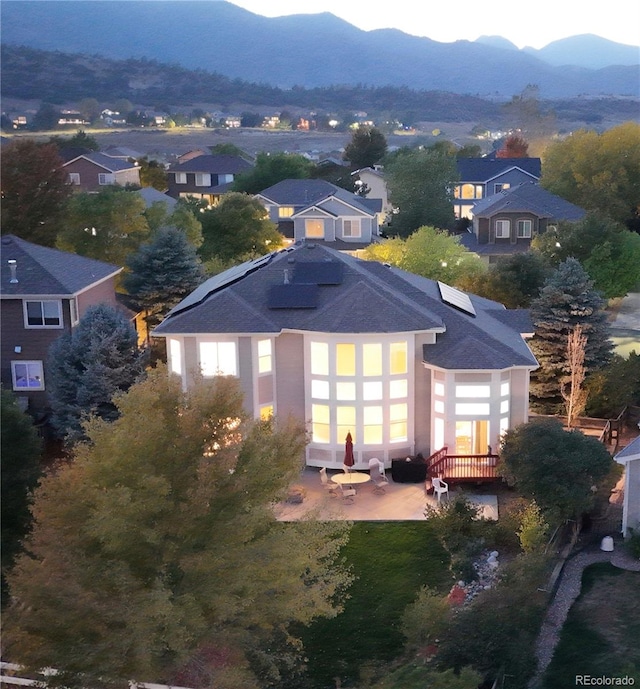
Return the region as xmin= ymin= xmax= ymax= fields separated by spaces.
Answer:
xmin=426 ymin=446 xmax=500 ymax=482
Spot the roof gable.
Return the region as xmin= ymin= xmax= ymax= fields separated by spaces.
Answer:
xmin=472 ymin=182 xmax=586 ymax=220
xmin=457 ymin=157 xmax=541 ymax=183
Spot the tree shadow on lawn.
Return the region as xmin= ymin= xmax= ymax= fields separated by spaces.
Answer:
xmin=298 ymin=521 xmax=451 ymax=689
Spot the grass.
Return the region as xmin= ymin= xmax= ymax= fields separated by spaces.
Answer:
xmin=299 ymin=521 xmax=451 ymax=688
xmin=542 ymin=563 xmax=640 ymax=687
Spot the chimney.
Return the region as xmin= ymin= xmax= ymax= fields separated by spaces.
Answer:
xmin=283 ymin=269 xmax=290 ymax=284
xmin=8 ymin=260 xmax=18 ymax=283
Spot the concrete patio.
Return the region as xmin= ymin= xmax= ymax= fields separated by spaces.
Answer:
xmin=274 ymin=468 xmax=499 ymax=521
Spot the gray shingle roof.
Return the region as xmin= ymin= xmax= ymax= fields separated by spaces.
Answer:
xmin=64 ymin=152 xmax=138 ymax=172
xmin=168 ymin=154 xmax=253 ymax=174
xmin=257 ymin=179 xmax=338 ymax=205
xmin=0 ymin=235 xmax=121 ymax=297
xmin=457 ymin=157 xmax=541 ymax=182
xmin=615 ymin=435 xmax=640 ymax=462
xmin=471 ymin=182 xmax=586 ymax=220
xmin=154 ymin=243 xmax=537 ymax=371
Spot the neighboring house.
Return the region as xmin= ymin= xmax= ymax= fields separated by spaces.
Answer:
xmin=614 ymin=436 xmax=640 ymax=538
xmin=0 ymin=235 xmax=121 ymax=413
xmin=135 ymin=186 xmax=178 ymax=212
xmin=255 ymin=179 xmax=382 ymax=251
xmin=103 ymin=145 xmax=143 ymax=160
xmin=58 ymin=111 xmax=87 ymax=126
xmin=460 ymin=182 xmax=587 ymax=263
xmin=454 ymin=157 xmax=542 ymax=220
xmin=352 ymin=165 xmax=392 ymax=225
xmin=166 ymin=154 xmax=253 ymax=205
xmin=62 ymin=152 xmax=141 ymax=191
xmin=153 ymin=243 xmax=538 ymax=472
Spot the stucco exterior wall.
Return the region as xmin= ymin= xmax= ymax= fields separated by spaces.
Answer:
xmin=623 ymin=457 xmax=640 ymax=535
xmin=274 ymin=332 xmax=306 ymax=420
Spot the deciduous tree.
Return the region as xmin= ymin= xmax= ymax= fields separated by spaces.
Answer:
xmin=343 ymin=125 xmax=388 ymax=169
xmin=144 ymin=199 xmax=204 ymax=248
xmin=1 ymin=139 xmax=72 ymax=246
xmin=4 ymin=369 xmax=352 ymax=688
xmin=232 ymin=152 xmax=313 ymax=194
xmin=137 ymin=156 xmax=168 ymax=191
xmin=496 ymin=134 xmax=529 ymax=158
xmin=47 ymin=304 xmax=145 ymax=443
xmin=561 ymin=325 xmax=589 ymax=428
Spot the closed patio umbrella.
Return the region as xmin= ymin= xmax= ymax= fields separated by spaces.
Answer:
xmin=344 ymin=431 xmax=355 ymax=470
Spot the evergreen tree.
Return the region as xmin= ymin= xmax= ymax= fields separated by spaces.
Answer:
xmin=528 ymin=258 xmax=612 ymax=412
xmin=124 ymin=226 xmax=205 ymax=339
xmin=343 ymin=125 xmax=388 ymax=169
xmin=47 ymin=304 xmax=145 ymax=444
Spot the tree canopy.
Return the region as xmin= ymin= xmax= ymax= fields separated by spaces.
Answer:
xmin=47 ymin=304 xmax=145 ymax=443
xmin=384 ymin=148 xmax=457 ymax=236
xmin=499 ymin=418 xmax=614 ymax=523
xmin=56 ymin=187 xmax=151 ymax=265
xmin=528 ymin=258 xmax=612 ymax=412
xmin=144 ymin=199 xmax=204 ymax=248
xmin=232 ymin=152 xmax=314 ymax=194
xmin=4 ymin=369 xmax=352 ymax=688
xmin=541 ymin=122 xmax=640 ymax=229
xmin=0 ymin=139 xmax=73 ymax=246
xmin=343 ymin=125 xmax=388 ymax=169
xmin=363 ymin=226 xmax=484 ymax=285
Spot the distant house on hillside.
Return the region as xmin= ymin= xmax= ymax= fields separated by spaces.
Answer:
xmin=255 ymin=179 xmax=382 ymax=252
xmin=455 ymin=157 xmax=541 ymax=220
xmin=460 ymin=182 xmax=586 ymax=263
xmin=166 ymin=154 xmax=253 ymax=206
xmin=62 ymin=152 xmax=141 ymax=191
xmin=0 ymin=235 xmax=121 ymax=414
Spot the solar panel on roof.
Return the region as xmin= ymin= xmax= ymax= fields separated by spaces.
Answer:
xmin=438 ymin=281 xmax=476 ymax=317
xmin=268 ymin=284 xmax=319 ymax=309
xmin=292 ymin=261 xmax=344 ymax=285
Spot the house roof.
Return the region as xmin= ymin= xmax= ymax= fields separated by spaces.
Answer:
xmin=0 ymin=235 xmax=121 ymax=297
xmin=168 ymin=154 xmax=253 ymax=174
xmin=135 ymin=187 xmax=178 ymax=210
xmin=458 ymin=232 xmax=531 ymax=257
xmin=457 ymin=157 xmax=541 ymax=183
xmin=471 ymin=182 xmax=586 ymax=220
xmin=615 ymin=435 xmax=640 ymax=463
xmin=63 ymin=152 xmax=138 ymax=172
xmin=154 ymin=243 xmax=537 ymax=371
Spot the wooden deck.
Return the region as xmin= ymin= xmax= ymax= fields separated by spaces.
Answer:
xmin=426 ymin=446 xmax=501 ymax=483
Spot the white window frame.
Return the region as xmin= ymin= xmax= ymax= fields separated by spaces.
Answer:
xmin=11 ymin=360 xmax=45 ymax=391
xmin=257 ymin=339 xmax=272 ymax=374
xmin=517 ymin=219 xmax=532 ymax=238
xmin=68 ymin=172 xmax=81 ymax=185
xmin=278 ymin=206 xmax=294 ymax=218
xmin=174 ymin=172 xmax=187 ymax=184
xmin=494 ymin=219 xmax=510 ymax=239
xmin=305 ymin=219 xmax=324 ymax=238
xmin=23 ymin=300 xmax=63 ymax=328
xmin=343 ymin=219 xmax=361 ymax=238
xmin=98 ymin=173 xmax=113 ymax=185
xmin=198 ymin=340 xmax=237 ymax=377
xmin=69 ymin=297 xmax=79 ymax=326
xmin=195 ymin=173 xmax=211 ymax=187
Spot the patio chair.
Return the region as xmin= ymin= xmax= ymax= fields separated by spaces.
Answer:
xmin=319 ymin=467 xmax=337 ymax=496
xmin=369 ymin=458 xmax=389 ymax=494
xmin=432 ymin=477 xmax=449 ymax=504
xmin=339 ymin=484 xmax=357 ymax=503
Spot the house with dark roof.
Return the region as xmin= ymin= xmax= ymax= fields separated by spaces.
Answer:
xmin=166 ymin=154 xmax=253 ymax=205
xmin=153 ymin=243 xmax=538 ymax=475
xmin=0 ymin=235 xmax=121 ymax=413
xmin=62 ymin=152 xmax=141 ymax=191
xmin=460 ymin=182 xmax=587 ymax=262
xmin=454 ymin=157 xmax=542 ymax=220
xmin=255 ymin=179 xmax=382 ymax=251
xmin=614 ymin=436 xmax=640 ymax=538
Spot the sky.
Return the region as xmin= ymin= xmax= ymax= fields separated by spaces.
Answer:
xmin=228 ymin=0 xmax=640 ymax=49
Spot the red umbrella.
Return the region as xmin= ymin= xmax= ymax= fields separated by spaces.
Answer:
xmin=344 ymin=431 xmax=355 ymax=469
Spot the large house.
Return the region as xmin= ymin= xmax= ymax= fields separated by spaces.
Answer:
xmin=255 ymin=179 xmax=382 ymax=251
xmin=153 ymin=243 xmax=538 ymax=472
xmin=454 ymin=157 xmax=542 ymax=220
xmin=460 ymin=182 xmax=587 ymax=263
xmin=166 ymin=154 xmax=253 ymax=205
xmin=615 ymin=436 xmax=640 ymax=538
xmin=0 ymin=235 xmax=121 ymax=413
xmin=62 ymin=152 xmax=141 ymax=191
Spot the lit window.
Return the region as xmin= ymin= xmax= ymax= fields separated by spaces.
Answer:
xmin=390 ymin=379 xmax=408 ymax=399
xmin=336 ymin=343 xmax=356 ymax=376
xmin=195 ymin=173 xmax=211 ymax=187
xmin=460 ymin=184 xmax=479 ymax=199
xmin=455 ymin=420 xmax=489 ymax=454
xmin=310 ymin=342 xmax=329 ymax=375
xmin=363 ymin=343 xmax=382 ymax=376
xmin=68 ymin=173 xmax=80 ymax=185
xmin=258 ymin=339 xmax=272 ymax=374
xmin=495 ymin=220 xmax=510 ymax=238
xmin=390 ymin=342 xmax=407 ymax=375
xmin=169 ymin=338 xmax=182 ymax=375
xmin=500 ymin=382 xmax=510 ymax=397
xmin=336 ymin=382 xmax=356 ymax=400
xmin=312 ymin=404 xmax=330 ymax=443
xmin=390 ymin=403 xmax=408 ymax=442
xmin=434 ymin=382 xmax=445 ymax=397
xmin=363 ymin=406 xmax=383 ymax=444
xmin=434 ymin=418 xmax=445 ymax=450
xmin=363 ymin=381 xmax=383 ymax=400
xmin=305 ymin=219 xmax=324 ymax=238
xmin=199 ymin=341 xmax=237 ymax=376
xmin=517 ymin=220 xmax=532 ymax=238
xmin=456 ymin=385 xmax=491 ymax=398
xmin=343 ymin=219 xmax=361 ymax=237
xmin=260 ymin=405 xmax=274 ymax=420
xmin=175 ymin=172 xmax=187 ymax=184
xmin=312 ymin=379 xmax=330 ymax=399
xmin=278 ymin=206 xmax=294 ymax=218
xmin=494 ymin=183 xmax=510 ymax=193
xmin=337 ymin=406 xmax=356 ymax=444
xmin=24 ymin=300 xmax=62 ymax=328
xmin=11 ymin=361 xmax=45 ymax=390
xmin=434 ymin=400 xmax=445 ymax=414
xmin=500 ymin=400 xmax=509 ymax=414
xmin=500 ymin=416 xmax=510 ymax=436
xmin=455 ymin=403 xmax=490 ymax=415
xmin=98 ymin=173 xmax=113 ymax=185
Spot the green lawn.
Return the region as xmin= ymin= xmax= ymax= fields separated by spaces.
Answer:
xmin=299 ymin=521 xmax=451 ymax=688
xmin=543 ymin=563 xmax=640 ymax=687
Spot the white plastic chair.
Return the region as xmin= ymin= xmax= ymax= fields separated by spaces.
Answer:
xmin=340 ymin=484 xmax=357 ymax=503
xmin=369 ymin=458 xmax=389 ymax=494
xmin=319 ymin=467 xmax=337 ymax=496
xmin=432 ymin=477 xmax=449 ymax=504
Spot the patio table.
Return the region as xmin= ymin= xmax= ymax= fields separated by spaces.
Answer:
xmin=331 ymin=472 xmax=371 ymax=486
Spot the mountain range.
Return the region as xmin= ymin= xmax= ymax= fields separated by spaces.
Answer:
xmin=1 ymin=1 xmax=639 ymax=99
